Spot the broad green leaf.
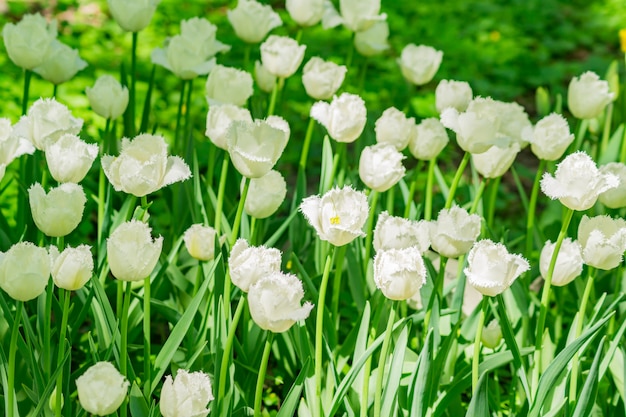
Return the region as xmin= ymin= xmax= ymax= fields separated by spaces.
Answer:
xmin=464 ymin=371 xmax=489 ymax=417
xmin=276 ymin=359 xmax=312 ymax=417
xmin=572 ymin=337 xmax=606 ymax=417
xmin=381 ymin=324 xmax=409 ymax=415
xmin=409 ymin=329 xmax=433 ymax=417
xmin=130 ymin=381 xmax=150 ymax=417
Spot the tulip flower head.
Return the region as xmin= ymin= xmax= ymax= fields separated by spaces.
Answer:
xmin=354 ymin=20 xmax=390 ymax=57
xmin=2 ymin=13 xmax=57 ymax=70
xmin=568 ymin=71 xmax=614 ymax=120
xmin=86 ymin=75 xmax=129 ymax=120
xmin=539 ymin=238 xmax=583 ymax=286
xmin=465 ymin=240 xmax=530 ymax=297
xmin=598 ymin=162 xmax=626 ymax=208
xmin=525 ymin=113 xmax=575 ymax=161
xmin=76 ymin=361 xmax=129 ymax=416
xmin=227 ymin=0 xmax=282 ymax=43
xmin=260 ymin=35 xmax=306 ymax=79
xmin=302 ymin=57 xmax=347 ymax=101
xmin=300 ymin=186 xmax=369 ymax=246
xmin=107 ymin=220 xmax=163 ymax=282
xmin=471 ymin=141 xmax=521 ymax=179
xmin=160 ymin=370 xmax=213 ymax=417
xmin=44 ymin=134 xmax=98 ymax=183
xmin=373 ymin=211 xmax=431 ymax=253
xmin=435 ymin=79 xmax=473 ymax=113
xmin=398 ymin=44 xmax=443 ymax=86
xmin=247 ymin=271 xmax=314 ymax=332
xmin=244 ymin=170 xmax=287 ymax=218
xmin=310 ymin=93 xmax=367 ymax=143
xmin=50 ymin=245 xmax=94 ymax=291
xmin=183 ymin=224 xmax=218 ymax=262
xmin=408 ymin=118 xmax=449 ymax=161
xmin=33 ymin=40 xmax=87 ymax=85
xmin=0 ymin=118 xmax=35 ymax=169
xmin=205 ymin=64 xmax=254 ymax=107
xmin=578 ymin=215 xmax=626 ymax=270
xmin=286 ymin=0 xmax=324 ymax=27
xmin=540 ymin=151 xmax=618 ymax=211
xmin=338 ymin=0 xmax=386 ymax=32
xmin=358 ymin=143 xmax=406 ymax=192
xmin=229 ymin=239 xmax=282 ymax=292
xmin=374 ymin=246 xmax=427 ymax=300
xmin=107 ymin=0 xmax=161 ymax=32
xmin=205 ymin=104 xmax=253 ymax=150
xmin=374 ymin=107 xmax=415 ymax=151
xmin=29 ymin=182 xmax=86 ymax=237
xmin=430 ymin=205 xmax=481 ymax=258
xmin=0 ymin=242 xmax=50 ymax=302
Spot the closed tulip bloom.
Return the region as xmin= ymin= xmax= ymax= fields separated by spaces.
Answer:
xmin=2 ymin=13 xmax=57 ymax=70
xmin=354 ymin=20 xmax=390 ymax=57
xmin=300 ymin=186 xmax=369 ymax=246
xmin=430 ymin=206 xmax=481 ymax=258
xmin=373 ymin=211 xmax=430 ymax=253
xmin=440 ymin=97 xmax=499 ymax=154
xmin=244 ymin=170 xmax=287 ymax=218
xmin=205 ymin=104 xmax=252 ymax=150
xmin=229 ymin=239 xmax=282 ymax=292
xmin=465 ymin=240 xmax=529 ymax=297
xmin=398 ymin=44 xmax=443 ymax=86
xmin=527 ymin=113 xmax=575 ymax=161
xmin=481 ymin=320 xmax=502 ymax=349
xmin=0 ymin=242 xmax=49 ymax=301
xmin=29 ymin=182 xmax=86 ymax=237
xmin=339 ymin=0 xmax=386 ymax=32
xmin=254 ymin=60 xmax=277 ymax=93
xmin=49 ymin=245 xmax=94 ymax=291
xmin=539 ymin=238 xmax=583 ymax=286
xmin=408 ymin=118 xmax=449 ymax=160
xmin=286 ymin=0 xmax=324 ymax=26
xmin=86 ymin=75 xmax=129 ymax=120
xmin=205 ymin=64 xmax=254 ymax=107
xmin=540 ymin=151 xmax=618 ymax=211
xmin=374 ymin=107 xmax=415 ymax=150
xmin=496 ymin=101 xmax=532 ymax=148
xmin=578 ymin=215 xmax=626 ymax=270
xmin=248 ymin=271 xmax=314 ymax=332
xmin=107 ymin=220 xmax=163 ymax=281
xmin=160 ymin=370 xmax=213 ymax=417
xmin=44 ymin=134 xmax=98 ymax=183
xmin=435 ymin=79 xmax=473 ymax=113
xmin=33 ymin=40 xmax=87 ymax=85
xmin=13 ymin=98 xmax=83 ymax=151
xmin=302 ymin=57 xmax=347 ymax=100
xmin=226 ymin=118 xmax=289 ymax=178
xmin=107 ymin=0 xmax=160 ymax=32
xmin=76 ymin=362 xmax=129 ymax=416
xmin=260 ymin=35 xmax=306 ymax=79
xmin=0 ymin=118 xmax=35 ymax=167
xmin=374 ymin=246 xmax=426 ymax=300
xmin=568 ymin=71 xmax=614 ymax=120
xmin=183 ymin=224 xmax=217 ymax=261
xmin=310 ymin=93 xmax=367 ymax=143
xmin=228 ymin=0 xmax=282 ymax=43
xmin=599 ymin=162 xmax=626 ymax=208
xmin=359 ymin=143 xmax=405 ymax=192
xmin=471 ymin=141 xmax=521 ymax=179
xmin=102 ymin=134 xmax=191 ymax=197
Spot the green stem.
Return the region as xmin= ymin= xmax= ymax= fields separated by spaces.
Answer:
xmin=192 ymin=261 xmax=204 ymax=297
xmin=525 ymin=160 xmax=547 ymax=260
xmin=214 ymin=152 xmax=230 ymax=237
xmin=174 ymin=80 xmax=186 ymax=148
xmin=444 ymin=152 xmax=470 ymax=209
xmin=7 ymin=301 xmax=23 ymax=417
xmin=55 ymin=289 xmax=71 ymax=417
xmin=119 ymin=281 xmax=132 ymax=417
xmin=485 ymin=176 xmax=500 ymax=231
xmin=129 ymin=32 xmax=138 ymax=136
xmin=299 ymin=117 xmax=316 ymax=172
xmin=52 ymin=83 xmax=58 ymax=99
xmin=385 ymin=186 xmax=395 ymax=215
xmin=253 ymin=332 xmax=274 ymax=417
xmin=620 ymin=121 xmax=626 ymax=164
xmin=403 ymin=161 xmax=423 ymax=219
xmin=182 ymin=78 xmax=194 ymax=159
xmin=531 ymin=207 xmax=574 ymax=389
xmin=229 ymin=177 xmax=250 ymax=247
xmin=363 ymin=190 xmax=379 ymax=272
xmin=424 ymin=158 xmax=436 ymax=220
xmin=315 ymin=250 xmax=335 ymax=415
xmin=469 ymin=178 xmax=488 ymax=215
xmin=22 ymin=69 xmax=32 ymax=115
xmin=472 ymin=297 xmax=489 ymax=393
xmin=267 ymin=77 xmax=284 ymax=117
xmin=44 ymin=282 xmax=53 ymax=377
xmin=143 ymin=275 xmax=151 ymax=398
xmin=374 ymin=301 xmax=397 ymax=417
xmin=571 ymin=119 xmax=589 ymax=153
xmin=424 ymin=256 xmax=448 ymax=333
xmin=598 ymin=103 xmax=613 ymax=159
xmin=360 ymin=352 xmax=373 ymax=417
xmin=331 ymin=245 xmax=348 ymax=328
xmin=217 ymin=297 xmax=246 ymax=413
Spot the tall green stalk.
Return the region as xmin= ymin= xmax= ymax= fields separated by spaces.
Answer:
xmin=472 ymin=297 xmax=489 ymax=393
xmin=217 ymin=297 xmax=246 ymax=414
xmin=22 ymin=69 xmax=32 ymax=115
xmin=214 ymin=153 xmax=230 ymax=237
xmin=315 ymin=249 xmax=335 ymax=415
xmin=445 ymin=152 xmax=470 ymax=209
xmin=254 ymin=332 xmax=274 ymax=417
xmin=55 ymin=289 xmax=70 ymax=417
xmin=331 ymin=245 xmax=347 ymax=328
xmin=363 ymin=190 xmax=379 ymax=272
xmin=525 ymin=160 xmax=547 ymax=260
xmin=7 ymin=301 xmax=23 ymax=417
xmin=119 ymin=281 xmax=132 ymax=417
xmin=403 ymin=161 xmax=423 ymax=219
xmin=374 ymin=301 xmax=397 ymax=417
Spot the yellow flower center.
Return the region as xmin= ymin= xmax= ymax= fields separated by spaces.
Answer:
xmin=620 ymin=29 xmax=626 ymax=53
xmin=330 ymin=216 xmax=340 ymax=225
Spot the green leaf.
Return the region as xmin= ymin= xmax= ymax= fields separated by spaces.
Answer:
xmin=130 ymin=382 xmax=150 ymax=417
xmin=465 ymin=371 xmax=489 ymax=417
xmin=409 ymin=329 xmax=433 ymax=417
xmin=276 ymin=359 xmax=312 ymax=417
xmin=381 ymin=324 xmax=410 ymax=415
xmin=319 ymin=135 xmax=334 ymax=194
xmin=571 ymin=337 xmax=605 ymax=417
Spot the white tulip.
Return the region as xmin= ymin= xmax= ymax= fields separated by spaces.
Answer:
xmin=44 ymin=134 xmax=98 ymax=183
xmin=302 ymin=57 xmax=347 ymax=101
xmin=160 ymin=370 xmax=213 ymax=417
xmin=527 ymin=113 xmax=575 ymax=161
xmin=2 ymin=13 xmax=57 ymax=70
xmin=205 ymin=64 xmax=254 ymax=107
xmin=33 ymin=40 xmax=87 ymax=84
xmin=374 ymin=107 xmax=414 ymax=150
xmin=430 ymin=206 xmax=481 ymax=258
xmin=310 ymin=93 xmax=367 ymax=143
xmin=286 ymin=0 xmax=324 ymax=27
xmin=229 ymin=239 xmax=282 ymax=293
xmin=0 ymin=118 xmax=35 ymax=167
xmin=227 ymin=0 xmax=282 ymax=43
xmin=107 ymin=220 xmax=163 ymax=282
xmin=397 ymin=44 xmax=443 ymax=86
xmin=254 ymin=60 xmax=277 ymax=93
xmin=599 ymin=162 xmax=626 ymax=208
xmin=354 ymin=20 xmax=389 ymax=57
xmin=244 ymin=170 xmax=287 ymax=219
xmin=260 ymin=35 xmax=306 ymax=79
xmin=107 ymin=0 xmax=160 ymax=32
xmin=578 ymin=215 xmax=626 ymax=270
xmin=76 ymin=362 xmax=129 ymax=416
xmin=408 ymin=118 xmax=449 ymax=161
xmin=183 ymin=224 xmax=217 ymax=262
xmin=435 ymin=79 xmax=472 ymax=113
xmin=85 ymin=75 xmax=129 ymax=120
xmin=374 ymin=246 xmax=427 ymax=300
xmin=50 ymin=245 xmax=94 ymax=291
xmin=29 ymin=182 xmax=86 ymax=237
xmin=539 ymin=238 xmax=583 ymax=286
xmin=471 ymin=141 xmax=520 ymax=179
xmin=205 ymin=104 xmax=252 ymax=150
xmin=373 ymin=211 xmax=430 ymax=253
xmin=0 ymin=242 xmax=49 ymax=302
xmin=358 ymin=143 xmax=405 ymax=192
xmin=339 ymin=0 xmax=386 ymax=32
xmin=568 ymin=71 xmax=614 ymax=120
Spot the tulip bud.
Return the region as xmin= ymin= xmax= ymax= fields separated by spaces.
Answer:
xmin=539 ymin=238 xmax=583 ymax=287
xmin=481 ymin=320 xmax=502 ymax=349
xmin=86 ymin=75 xmax=129 ymax=120
xmin=29 ymin=182 xmax=86 ymax=237
xmin=374 ymin=246 xmax=427 ymax=300
xmin=160 ymin=370 xmax=214 ymax=417
xmin=229 ymin=239 xmax=282 ymax=293
xmin=33 ymin=40 xmax=87 ymax=85
xmin=398 ymin=44 xmax=443 ymax=86
xmin=527 ymin=113 xmax=574 ymax=161
xmin=535 ymin=86 xmax=551 ymax=117
xmin=302 ymin=57 xmax=347 ymax=101
xmin=260 ymin=35 xmax=306 ymax=79
xmin=373 ymin=211 xmax=430 ymax=253
xmin=48 ymin=387 xmax=64 ymax=413
xmin=244 ymin=170 xmax=287 ymax=219
xmin=248 ymin=271 xmax=314 ymax=333
xmin=568 ymin=71 xmax=614 ymax=120
xmin=354 ymin=21 xmax=390 ymax=57
xmin=107 ymin=220 xmax=163 ymax=281
xmin=205 ymin=64 xmax=254 ymax=107
xmin=430 ymin=206 xmax=481 ymax=259
xmin=408 ymin=118 xmax=449 ymax=161
xmin=0 ymin=242 xmax=50 ymax=301
xmin=286 ymin=0 xmax=324 ymax=27
xmin=578 ymin=215 xmax=626 ymax=270
xmin=311 ymin=93 xmax=367 ymax=143
xmin=254 ymin=60 xmax=277 ymax=93
xmin=374 ymin=107 xmax=415 ymax=150
xmin=183 ymin=224 xmax=217 ymax=261
xmin=435 ymin=80 xmax=472 ymax=113
xmin=359 ymin=143 xmax=406 ymax=192
xmin=76 ymin=362 xmax=129 ymax=416
xmin=50 ymin=245 xmax=94 ymax=291
xmin=599 ymin=163 xmax=626 ymax=208
xmin=107 ymin=0 xmax=160 ymax=32
xmin=227 ymin=0 xmax=282 ymax=43
xmin=44 ymin=134 xmax=98 ymax=183
xmin=2 ymin=13 xmax=57 ymax=70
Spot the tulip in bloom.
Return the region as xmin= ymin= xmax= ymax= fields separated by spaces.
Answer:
xmin=0 ymin=118 xmax=35 ymax=170
xmin=374 ymin=246 xmax=427 ymax=300
xmin=578 ymin=215 xmax=626 ymax=270
xmin=229 ymin=239 xmax=282 ymax=292
xmin=599 ymin=162 xmax=626 ymax=208
xmin=183 ymin=224 xmax=218 ymax=262
xmin=526 ymin=113 xmax=575 ymax=161
xmin=2 ymin=13 xmax=57 ymax=70
xmin=0 ymin=242 xmax=50 ymax=301
xmin=260 ymin=35 xmax=306 ymax=79
xmin=300 ymin=186 xmax=369 ymax=246
xmin=102 ymin=134 xmax=191 ymax=197
xmin=33 ymin=40 xmax=87 ymax=85
xmin=398 ymin=44 xmax=443 ymax=86
xmin=160 ymin=370 xmax=214 ymax=417
xmin=248 ymin=271 xmax=314 ymax=332
xmin=107 ymin=220 xmax=163 ymax=281
xmin=539 ymin=238 xmax=583 ymax=287
xmin=205 ymin=64 xmax=254 ymax=107
xmin=354 ymin=21 xmax=390 ymax=57
xmin=568 ymin=71 xmax=614 ymax=120
xmin=13 ymin=98 xmax=83 ymax=151
xmin=44 ymin=134 xmax=98 ymax=183
xmin=310 ymin=93 xmax=367 ymax=143
xmin=338 ymin=0 xmax=386 ymax=32
xmin=86 ymin=75 xmax=129 ymax=120
xmin=465 ymin=240 xmax=530 ymax=297
xmin=440 ymin=97 xmax=500 ymax=154
xmin=254 ymin=60 xmax=277 ymax=93
xmin=430 ymin=206 xmax=481 ymax=258
xmin=29 ymin=182 xmax=86 ymax=237
xmin=374 ymin=107 xmax=415 ymax=150
xmin=244 ymin=170 xmax=287 ymax=218
xmin=302 ymin=57 xmax=347 ymax=101
xmin=205 ymin=104 xmax=252 ymax=150
xmin=540 ymin=151 xmax=618 ymax=211
xmin=435 ymin=79 xmax=473 ymax=113
xmin=226 ymin=118 xmax=289 ymax=178
xmin=76 ymin=362 xmax=129 ymax=416
xmin=50 ymin=245 xmax=94 ymax=291
xmin=373 ymin=211 xmax=430 ymax=253
xmin=408 ymin=118 xmax=449 ymax=161
xmin=107 ymin=0 xmax=161 ymax=32
xmin=286 ymin=0 xmax=324 ymax=27
xmin=471 ymin=141 xmax=521 ymax=179
xmin=359 ymin=143 xmax=406 ymax=192
xmin=227 ymin=0 xmax=282 ymax=43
